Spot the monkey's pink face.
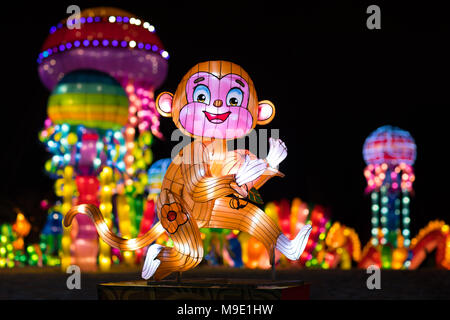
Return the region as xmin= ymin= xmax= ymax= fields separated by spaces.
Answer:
xmin=179 ymin=72 xmax=254 ymax=139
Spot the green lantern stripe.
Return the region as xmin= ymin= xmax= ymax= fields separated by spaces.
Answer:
xmin=48 ymin=93 xmax=129 ymax=108
xmin=59 ymin=71 xmax=123 ymax=86
xmin=48 ymin=104 xmax=129 ymax=116
xmin=52 ymin=83 xmax=128 ymax=96
xmin=53 ymin=119 xmax=125 ymax=131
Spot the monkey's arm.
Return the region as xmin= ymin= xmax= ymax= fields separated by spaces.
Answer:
xmin=252 ymin=167 xmax=284 ymax=189
xmin=181 ymin=142 xmax=236 ymax=203
xmin=250 ymin=137 xmax=288 ymax=189
xmin=232 ymin=150 xmax=284 ymax=190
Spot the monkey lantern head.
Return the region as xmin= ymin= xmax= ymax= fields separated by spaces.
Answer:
xmin=156 ymin=60 xmax=276 ymax=140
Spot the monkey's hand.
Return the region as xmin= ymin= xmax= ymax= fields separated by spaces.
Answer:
xmin=266 ymin=137 xmax=287 ymax=169
xmin=235 ymin=155 xmax=267 ymax=187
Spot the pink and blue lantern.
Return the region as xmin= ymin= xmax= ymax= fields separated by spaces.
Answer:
xmin=363 ymin=125 xmax=416 ymax=253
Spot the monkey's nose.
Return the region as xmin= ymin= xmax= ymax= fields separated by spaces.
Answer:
xmin=213 ymin=99 xmax=223 ymax=107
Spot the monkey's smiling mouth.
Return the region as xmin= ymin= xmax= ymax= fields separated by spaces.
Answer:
xmin=203 ymin=111 xmax=231 ymax=124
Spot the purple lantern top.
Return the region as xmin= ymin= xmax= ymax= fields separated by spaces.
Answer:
xmin=37 ymin=7 xmax=168 ymax=91
xmin=363 ymin=125 xmax=417 ymax=166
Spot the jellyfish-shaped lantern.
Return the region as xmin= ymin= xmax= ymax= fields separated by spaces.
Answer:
xmin=363 ymin=125 xmax=416 ymax=263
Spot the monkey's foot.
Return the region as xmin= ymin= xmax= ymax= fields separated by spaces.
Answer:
xmin=142 ymin=244 xmax=163 ymax=280
xmin=276 ymin=224 xmax=312 ymax=260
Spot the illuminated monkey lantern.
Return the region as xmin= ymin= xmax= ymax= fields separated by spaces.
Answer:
xmin=65 ymin=61 xmax=312 ymax=280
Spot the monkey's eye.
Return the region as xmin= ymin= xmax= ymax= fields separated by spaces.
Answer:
xmin=193 ymin=85 xmax=210 ymax=105
xmin=226 ymin=88 xmax=243 ymax=107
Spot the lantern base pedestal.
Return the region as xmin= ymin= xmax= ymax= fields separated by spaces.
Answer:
xmin=98 ymin=278 xmax=309 ymax=300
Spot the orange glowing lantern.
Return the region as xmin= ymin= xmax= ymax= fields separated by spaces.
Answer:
xmin=65 ymin=61 xmax=312 ymax=280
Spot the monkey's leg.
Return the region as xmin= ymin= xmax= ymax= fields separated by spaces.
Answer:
xmin=143 ymin=193 xmax=204 ymax=281
xmin=208 ymin=197 xmax=312 ymax=262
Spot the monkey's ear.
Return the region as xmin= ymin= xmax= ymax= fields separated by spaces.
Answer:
xmin=256 ymin=100 xmax=275 ymax=125
xmin=156 ymin=92 xmax=174 ymax=117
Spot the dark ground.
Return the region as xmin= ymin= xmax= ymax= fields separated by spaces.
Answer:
xmin=1 ymin=266 xmax=449 ymax=300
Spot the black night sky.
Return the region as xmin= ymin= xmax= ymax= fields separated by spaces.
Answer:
xmin=0 ymin=1 xmax=449 ymax=245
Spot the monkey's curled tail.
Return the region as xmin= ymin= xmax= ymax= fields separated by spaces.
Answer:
xmin=63 ymin=204 xmax=165 ymax=251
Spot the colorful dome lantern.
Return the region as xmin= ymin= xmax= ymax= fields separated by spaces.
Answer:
xmin=40 ymin=71 xmax=131 ymax=272
xmin=363 ymin=125 xmax=416 ymax=167
xmin=40 ymin=70 xmax=129 ymax=177
xmin=361 ymin=125 xmax=417 ymax=268
xmin=37 ymin=6 xmax=169 ymax=138
xmin=48 ymin=70 xmax=129 ymax=131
